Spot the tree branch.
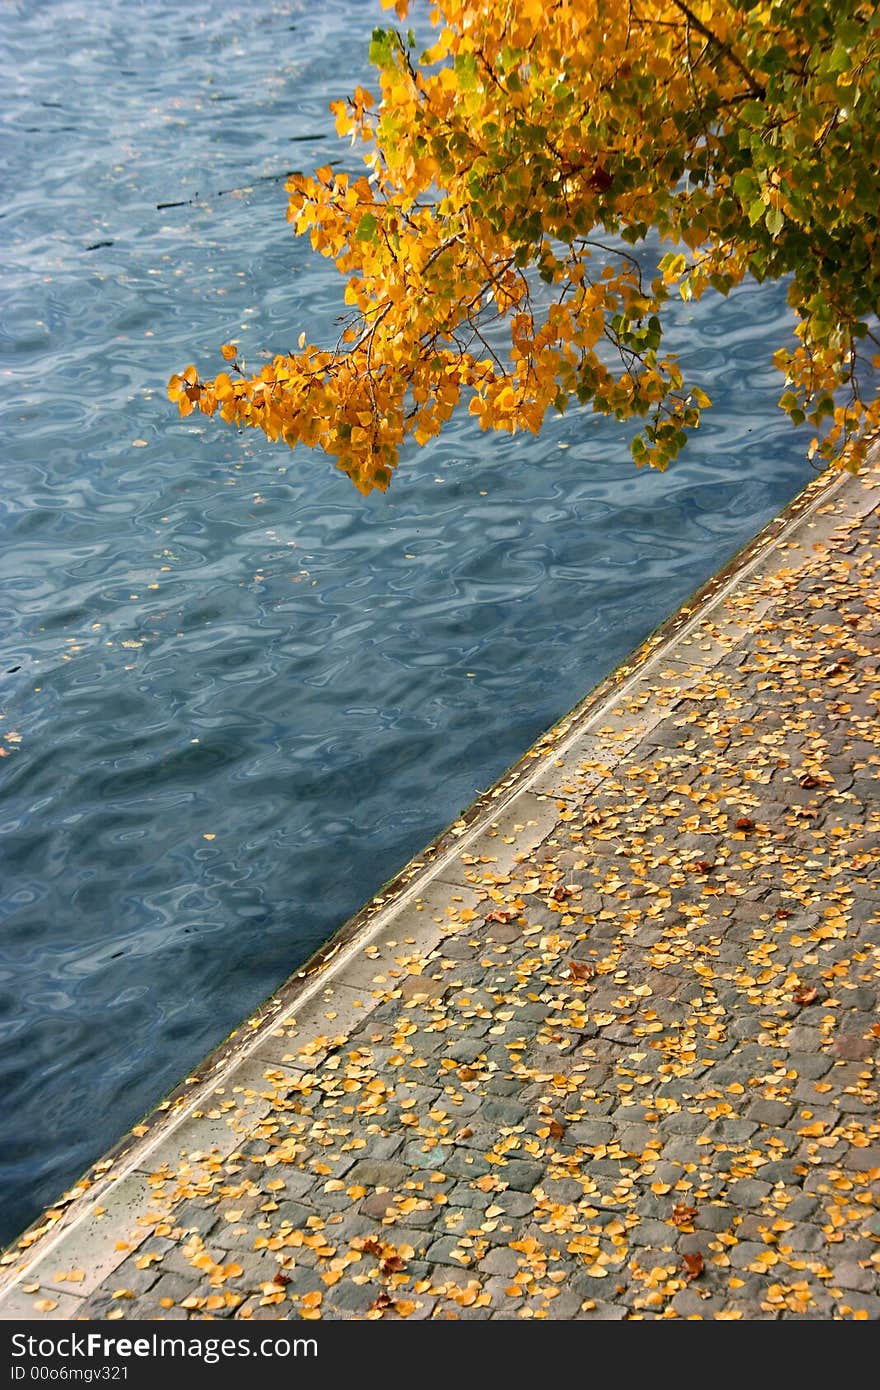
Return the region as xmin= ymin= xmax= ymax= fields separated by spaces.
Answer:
xmin=670 ymin=0 xmax=766 ymax=100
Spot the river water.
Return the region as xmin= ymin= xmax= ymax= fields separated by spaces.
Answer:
xmin=0 ymin=0 xmax=818 ymax=1245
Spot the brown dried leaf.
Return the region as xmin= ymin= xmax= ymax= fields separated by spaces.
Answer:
xmin=566 ymin=959 xmax=595 ymax=982
xmin=682 ymin=1252 xmax=704 ymax=1282
xmin=793 ymin=985 xmax=819 ymax=1006
xmin=672 ymin=1203 xmax=699 ymax=1228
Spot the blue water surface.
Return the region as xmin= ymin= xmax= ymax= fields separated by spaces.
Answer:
xmin=0 ymin=0 xmax=818 ymax=1245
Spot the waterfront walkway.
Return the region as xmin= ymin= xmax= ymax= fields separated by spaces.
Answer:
xmin=1 ymin=453 xmax=878 ymax=1321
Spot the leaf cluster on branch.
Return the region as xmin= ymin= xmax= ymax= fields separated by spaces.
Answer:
xmin=170 ymin=0 xmax=880 ymax=493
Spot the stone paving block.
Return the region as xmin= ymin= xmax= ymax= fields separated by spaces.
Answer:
xmin=748 ymin=1099 xmax=796 ymax=1126
xmin=677 ymin=1231 xmax=720 ymax=1259
xmin=493 ymin=1160 xmax=543 ymax=1192
xmin=842 ymin=1146 xmax=880 ymax=1172
xmin=359 ymin=1193 xmax=398 ymax=1221
xmin=832 ymin=1260 xmax=877 ymax=1292
xmin=477 ymin=1246 xmax=522 ymax=1277
xmin=631 ymin=1218 xmax=678 ymax=1246
xmin=325 ymin=1279 xmax=387 ymax=1316
xmin=672 ymin=1288 xmax=728 ymax=1317
xmin=786 ymin=1054 xmax=835 ymax=1081
xmin=835 ymin=1292 xmax=880 ymax=1319
xmin=424 ymin=1234 xmax=473 ymax=1266
xmin=483 ymin=1274 xmax=524 ymax=1308
xmin=567 ymin=1119 xmax=615 ymax=1145
xmin=346 ymin=1159 xmax=411 ymax=1189
xmin=492 ymin=1191 xmax=536 ymax=1218
xmin=148 ymin=1270 xmax=211 ymax=1309
xmin=704 ymin=1118 xmax=761 ymax=1144
xmin=691 ymin=1206 xmax=736 ymax=1236
xmin=540 ymin=1288 xmax=585 ymax=1318
xmin=536 ymin=1177 xmax=584 ymax=1204
xmin=577 ymin=1299 xmax=629 ymax=1320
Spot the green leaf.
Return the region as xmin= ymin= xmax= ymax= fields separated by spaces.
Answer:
xmin=355 ymin=212 xmax=378 ymax=242
xmin=369 ymin=28 xmax=396 ymax=68
xmin=732 ymin=171 xmax=756 ymax=200
xmin=454 ymin=52 xmax=478 ymax=90
xmin=741 ymin=100 xmax=766 ymax=125
xmin=620 ymin=222 xmax=648 ymax=244
xmin=765 ymin=206 xmax=784 ymax=237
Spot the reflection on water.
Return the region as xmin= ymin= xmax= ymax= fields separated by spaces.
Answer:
xmin=0 ymin=0 xmax=818 ymax=1244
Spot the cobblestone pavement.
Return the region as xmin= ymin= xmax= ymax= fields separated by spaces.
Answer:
xmin=1 ymin=458 xmax=878 ymax=1321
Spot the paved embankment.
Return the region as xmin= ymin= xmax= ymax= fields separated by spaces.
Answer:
xmin=1 ymin=452 xmax=878 ymax=1320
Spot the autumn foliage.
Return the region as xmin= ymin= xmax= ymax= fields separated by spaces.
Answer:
xmin=170 ymin=0 xmax=880 ymax=493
